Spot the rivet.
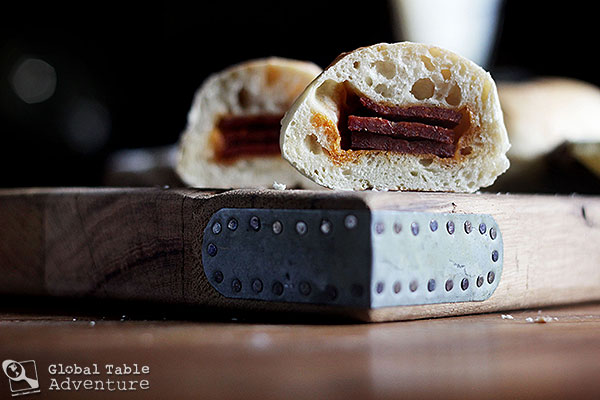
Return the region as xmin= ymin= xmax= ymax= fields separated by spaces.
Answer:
xmin=492 ymin=250 xmax=499 ymax=262
xmin=479 ymin=222 xmax=487 ymax=235
xmin=393 ymin=281 xmax=402 ymax=294
xmin=296 ymin=221 xmax=307 ymax=235
xmin=272 ymin=220 xmax=283 ymax=235
xmin=231 ymin=278 xmax=242 ymax=293
xmin=476 ymin=276 xmax=484 ymax=287
xmin=447 ymin=221 xmax=455 ymax=235
xmin=213 ymin=270 xmax=224 ymax=283
xmin=344 ymin=214 xmax=358 ymax=229
xmin=461 ymin=278 xmax=469 ymax=291
xmin=325 ymin=285 xmax=338 ymax=300
xmin=252 ymin=279 xmax=263 ymax=293
xmin=376 ymin=281 xmax=385 ymax=294
xmin=375 ymin=222 xmax=385 ymax=234
xmin=249 ymin=216 xmax=261 ymax=231
xmin=430 ymin=220 xmax=438 ymax=232
xmin=207 ymin=243 xmax=217 ymax=257
xmin=487 ymin=271 xmax=495 ymax=284
xmin=427 ymin=279 xmax=436 ymax=292
xmin=445 ymin=279 xmax=454 ymax=291
xmin=212 ymin=222 xmax=222 ymax=234
xmin=320 ymin=219 xmax=332 ymax=234
xmin=351 ymin=284 xmax=364 ymax=297
xmin=227 ymin=218 xmax=238 ymax=231
xmin=299 ymin=281 xmax=311 ymax=296
xmin=464 ymin=220 xmax=472 ymax=234
xmin=272 ymin=281 xmax=284 ymax=296
xmin=393 ymin=222 xmax=402 ymax=234
xmin=409 ymin=280 xmax=418 ymax=292
xmin=411 ymin=222 xmax=419 ymax=236
xmin=490 ymin=227 xmax=497 ymax=240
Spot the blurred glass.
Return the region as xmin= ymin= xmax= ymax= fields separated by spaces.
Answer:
xmin=390 ymin=0 xmax=504 ymax=68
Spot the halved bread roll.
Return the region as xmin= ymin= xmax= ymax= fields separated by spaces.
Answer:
xmin=176 ymin=58 xmax=322 ymax=188
xmin=280 ymin=42 xmax=510 ymax=192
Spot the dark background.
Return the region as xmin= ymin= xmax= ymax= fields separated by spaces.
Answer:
xmin=1 ymin=1 xmax=598 ymax=188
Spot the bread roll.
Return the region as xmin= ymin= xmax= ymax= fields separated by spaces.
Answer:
xmin=488 ymin=78 xmax=600 ymax=193
xmin=280 ymin=42 xmax=510 ymax=192
xmin=176 ymin=58 xmax=322 ymax=188
xmin=498 ymin=77 xmax=600 ymax=161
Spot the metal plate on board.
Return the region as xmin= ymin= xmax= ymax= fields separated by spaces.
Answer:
xmin=202 ymin=208 xmax=503 ymax=308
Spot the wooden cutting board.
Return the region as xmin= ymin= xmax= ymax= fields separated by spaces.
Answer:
xmin=1 ymin=187 xmax=599 ymax=322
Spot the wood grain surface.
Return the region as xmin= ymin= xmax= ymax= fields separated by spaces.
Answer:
xmin=0 ymin=301 xmax=599 ymax=399
xmin=1 ymin=188 xmax=599 ymax=321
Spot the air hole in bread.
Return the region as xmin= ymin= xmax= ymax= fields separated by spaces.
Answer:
xmin=305 ymin=134 xmax=324 ymax=155
xmin=373 ymin=60 xmax=396 ymax=79
xmin=446 ymin=84 xmax=462 ymax=106
xmin=460 ymin=146 xmax=472 ymax=156
xmin=429 ymin=47 xmax=442 ymax=57
xmin=441 ymin=69 xmax=452 ymax=80
xmin=410 ymin=78 xmax=435 ymax=100
xmin=421 ymin=56 xmax=435 ymax=71
xmin=410 ymin=171 xmax=418 ymax=177
xmin=238 ymin=87 xmax=252 ymax=108
xmin=353 ymin=61 xmax=360 ymax=69
xmin=365 ymin=76 xmax=374 ymax=87
xmin=374 ymin=83 xmax=392 ymax=97
xmin=419 ymin=158 xmax=433 ymax=167
xmin=315 ymin=79 xmax=343 ymax=110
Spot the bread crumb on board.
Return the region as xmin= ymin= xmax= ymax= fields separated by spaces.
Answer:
xmin=273 ymin=181 xmax=287 ymax=190
xmin=501 ymin=313 xmax=559 ymax=323
xmin=526 ymin=316 xmax=558 ymax=323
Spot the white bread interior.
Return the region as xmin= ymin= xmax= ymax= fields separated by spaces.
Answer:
xmin=176 ymin=58 xmax=322 ymax=188
xmin=280 ymin=42 xmax=510 ymax=192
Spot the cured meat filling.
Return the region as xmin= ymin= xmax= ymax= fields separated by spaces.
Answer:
xmin=215 ymin=114 xmax=282 ymax=160
xmin=347 ymin=97 xmax=463 ymax=158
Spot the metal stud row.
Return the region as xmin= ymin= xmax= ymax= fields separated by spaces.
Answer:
xmin=209 ymin=215 xmax=361 ymax=237
xmin=209 ymin=270 xmax=366 ymax=302
xmin=374 ymin=270 xmax=497 ymax=295
xmin=373 ymin=218 xmax=498 ymax=240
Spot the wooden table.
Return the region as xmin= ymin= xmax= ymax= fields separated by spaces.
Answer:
xmin=1 ymin=299 xmax=599 ymax=399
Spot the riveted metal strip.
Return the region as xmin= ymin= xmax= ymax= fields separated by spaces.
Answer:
xmin=202 ymin=208 xmax=503 ymax=308
xmin=202 ymin=208 xmax=373 ymax=307
xmin=369 ymin=211 xmax=503 ymax=308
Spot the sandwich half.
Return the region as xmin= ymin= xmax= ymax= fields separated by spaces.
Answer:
xmin=177 ymin=58 xmax=322 ymax=188
xmin=280 ymin=42 xmax=510 ymax=192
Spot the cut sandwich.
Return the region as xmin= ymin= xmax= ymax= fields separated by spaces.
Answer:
xmin=280 ymin=42 xmax=510 ymax=192
xmin=176 ymin=58 xmax=322 ymax=188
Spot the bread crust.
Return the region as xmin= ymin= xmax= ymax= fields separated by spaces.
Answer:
xmin=176 ymin=58 xmax=322 ymax=188
xmin=280 ymin=42 xmax=510 ymax=192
